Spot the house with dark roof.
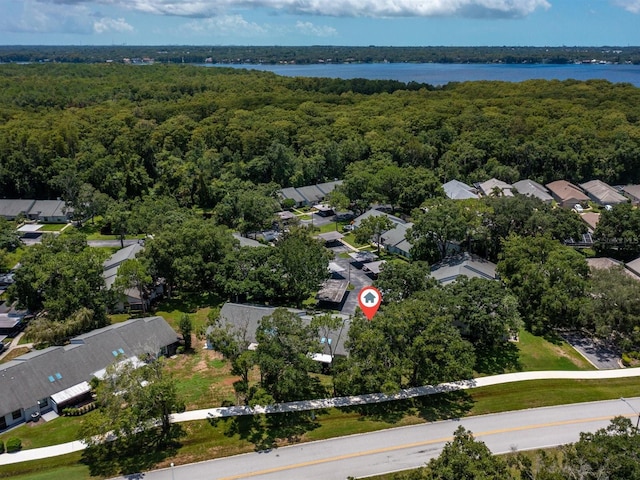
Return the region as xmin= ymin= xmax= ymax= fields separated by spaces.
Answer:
xmin=352 ymin=209 xmax=406 ymax=229
xmin=512 ymin=180 xmax=553 ymax=203
xmin=380 ymin=222 xmax=414 ymax=258
xmin=102 ymin=244 xmax=161 ymax=312
xmin=27 ymin=200 xmax=73 ymax=223
xmin=206 ymin=303 xmax=350 ymax=362
xmin=429 ymin=252 xmax=497 ymax=285
xmin=443 ymin=180 xmax=479 ymax=200
xmin=279 ymin=180 xmax=343 ymax=207
xmin=0 ymin=316 xmax=178 ymax=431
xmin=579 ymin=180 xmax=627 ymax=206
xmin=546 ymin=180 xmax=590 ymax=209
xmin=0 ymin=199 xmax=36 ymax=221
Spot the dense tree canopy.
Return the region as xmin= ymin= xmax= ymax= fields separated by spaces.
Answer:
xmin=497 ymin=235 xmax=590 ymax=333
xmin=1 ymin=65 xmax=640 ymax=211
xmin=9 ymin=232 xmax=109 ymax=343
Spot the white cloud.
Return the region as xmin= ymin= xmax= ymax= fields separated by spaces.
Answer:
xmin=183 ymin=14 xmax=267 ymax=36
xmin=39 ymin=0 xmax=551 ymax=18
xmin=295 ymin=21 xmax=337 ymax=37
xmin=94 ymin=17 xmax=133 ymax=33
xmin=613 ymin=0 xmax=640 ymax=13
xmin=3 ymin=0 xmax=93 ymax=33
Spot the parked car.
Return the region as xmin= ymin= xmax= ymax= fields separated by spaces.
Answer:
xmin=573 ymin=204 xmax=584 ymax=213
xmin=342 ymin=224 xmax=355 ymax=232
xmin=335 ymin=212 xmax=355 ymax=222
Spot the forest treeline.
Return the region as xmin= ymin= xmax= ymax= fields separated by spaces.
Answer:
xmin=1 ymin=45 xmax=640 ymax=65
xmin=1 ymin=63 xmax=640 ymax=206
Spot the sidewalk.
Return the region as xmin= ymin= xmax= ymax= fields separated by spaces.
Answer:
xmin=2 ymin=367 xmax=640 ymax=466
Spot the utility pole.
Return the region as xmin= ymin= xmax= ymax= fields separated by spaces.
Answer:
xmin=620 ymin=397 xmax=640 ymax=428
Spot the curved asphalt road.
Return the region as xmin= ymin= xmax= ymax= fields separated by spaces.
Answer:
xmin=112 ymin=397 xmax=640 ymax=480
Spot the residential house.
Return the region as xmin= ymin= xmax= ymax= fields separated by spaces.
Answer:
xmin=0 ymin=316 xmax=178 ymax=431
xmin=545 ymin=180 xmax=590 ymax=208
xmin=103 ymin=244 xmax=161 ymax=312
xmin=232 ymin=233 xmax=266 ymax=248
xmin=579 ymin=180 xmax=627 ymax=206
xmin=0 ymin=199 xmax=36 ymax=221
xmin=625 ymin=256 xmax=640 ymax=280
xmin=476 ymin=178 xmax=514 ymax=197
xmin=27 ymin=200 xmax=73 ymax=223
xmin=512 ymin=180 xmax=553 ymax=203
xmin=352 ymin=209 xmax=406 ymax=229
xmin=586 ymin=257 xmax=640 ymax=281
xmin=622 ymin=185 xmax=640 ymax=205
xmin=380 ymin=222 xmax=414 ymax=258
xmin=279 ymin=180 xmax=343 ymax=207
xmin=205 ymin=303 xmax=350 ymax=363
xmin=429 ymin=252 xmax=497 ymax=285
xmin=443 ymin=180 xmax=479 ymax=200
xmin=580 ymin=212 xmax=601 ymax=232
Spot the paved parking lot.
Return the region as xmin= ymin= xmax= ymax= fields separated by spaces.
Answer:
xmin=327 ymin=244 xmax=374 ymax=316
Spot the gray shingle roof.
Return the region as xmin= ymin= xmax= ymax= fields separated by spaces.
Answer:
xmin=28 ymin=200 xmax=70 ymax=219
xmin=430 ymin=252 xmax=497 ymax=285
xmin=443 ymin=180 xmax=479 ymax=200
xmin=353 ymin=209 xmax=406 ymax=228
xmin=0 ymin=316 xmax=178 ymax=417
xmin=278 ymin=181 xmax=343 ymax=205
xmin=103 ymin=244 xmax=143 ymax=271
xmin=579 ymin=180 xmax=628 ymax=205
xmin=207 ymin=303 xmax=350 ymax=357
xmin=512 ymin=180 xmax=553 ymax=202
xmin=0 ymin=199 xmax=36 ymax=218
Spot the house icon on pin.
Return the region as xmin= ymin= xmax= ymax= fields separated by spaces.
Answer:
xmin=363 ymin=292 xmax=376 ymax=304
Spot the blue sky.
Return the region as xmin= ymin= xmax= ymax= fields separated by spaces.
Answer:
xmin=0 ymin=0 xmax=639 ymax=46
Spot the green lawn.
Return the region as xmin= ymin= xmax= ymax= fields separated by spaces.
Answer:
xmin=0 ymin=452 xmax=89 ymax=480
xmin=0 ymin=412 xmax=95 ymax=450
xmin=517 ymin=330 xmax=594 ymax=371
xmin=37 ymin=224 xmax=68 ymax=232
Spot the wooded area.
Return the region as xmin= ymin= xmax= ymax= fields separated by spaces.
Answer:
xmin=1 ymin=45 xmax=640 ymax=65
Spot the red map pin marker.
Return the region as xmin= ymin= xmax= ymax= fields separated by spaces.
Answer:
xmin=358 ymin=286 xmax=382 ymax=320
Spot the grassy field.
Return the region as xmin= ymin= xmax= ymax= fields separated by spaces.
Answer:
xmin=0 ymin=346 xmax=30 ymax=364
xmin=0 ymin=292 xmax=625 ymax=479
xmin=36 ymin=224 xmax=68 ymax=232
xmin=516 ymin=330 xmax=594 ymax=371
xmin=2 ymin=376 xmax=640 ymax=480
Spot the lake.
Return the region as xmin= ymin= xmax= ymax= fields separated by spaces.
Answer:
xmin=202 ymin=62 xmax=640 ymax=87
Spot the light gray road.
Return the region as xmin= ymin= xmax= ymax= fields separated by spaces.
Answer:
xmin=110 ymin=397 xmax=640 ymax=480
xmin=329 ymin=245 xmax=374 ymax=316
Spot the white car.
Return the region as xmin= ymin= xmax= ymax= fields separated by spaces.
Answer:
xmin=573 ymin=204 xmax=584 ymax=213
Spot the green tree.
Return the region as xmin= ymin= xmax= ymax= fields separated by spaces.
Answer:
xmin=206 ymin=311 xmax=255 ymax=404
xmin=409 ymin=199 xmax=469 ymax=263
xmin=179 ymin=313 xmax=193 ymax=351
xmin=355 ymin=214 xmax=395 ymax=255
xmin=105 ymin=199 xmax=132 ymax=248
xmin=497 ymin=235 xmax=589 ymax=333
xmin=255 ymin=308 xmax=324 ymax=402
xmin=81 ymin=358 xmax=185 ymax=476
xmin=113 ymin=258 xmax=152 ymax=314
xmin=446 ymin=277 xmax=522 ymax=350
xmin=419 ymin=426 xmax=512 ymax=480
xmin=561 ymin=416 xmax=640 ymax=480
xmin=0 ymin=217 xmax=21 ymax=252
xmin=276 ymin=228 xmax=331 ymax=306
xmin=9 ymin=232 xmax=109 ymax=343
xmin=374 ymin=261 xmax=433 ymax=303
xmin=581 ymin=266 xmax=640 ymax=350
xmin=594 ymin=202 xmax=640 ymax=259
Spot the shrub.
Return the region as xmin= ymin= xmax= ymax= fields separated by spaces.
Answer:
xmin=0 ymin=440 xmax=4 ymax=454
xmin=622 ymin=353 xmax=632 ymax=367
xmin=6 ymin=438 xmax=21 ymax=453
